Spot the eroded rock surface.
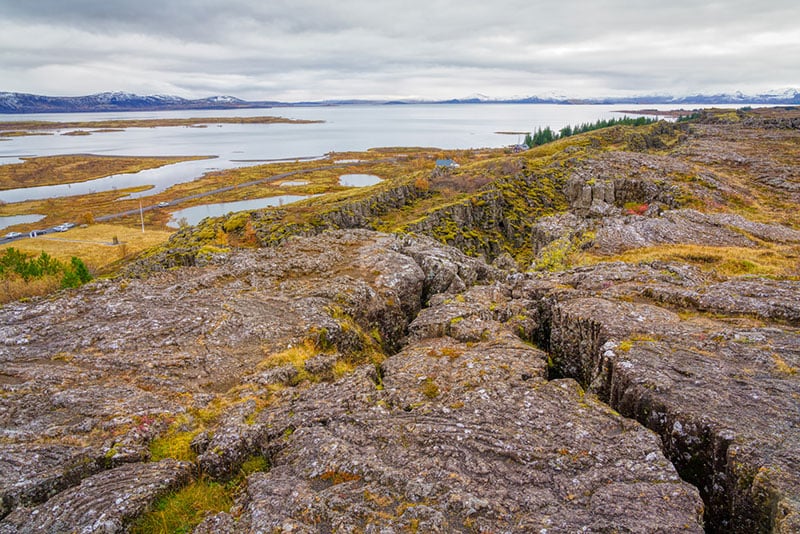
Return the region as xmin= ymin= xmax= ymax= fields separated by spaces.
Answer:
xmin=522 ymin=262 xmax=800 ymax=533
xmin=0 ymin=460 xmax=192 ymax=533
xmin=1 ymin=230 xmax=707 ymax=533
xmin=202 ymin=290 xmax=703 ymax=532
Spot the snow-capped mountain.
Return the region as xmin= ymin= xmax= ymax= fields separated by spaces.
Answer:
xmin=0 ymin=89 xmax=797 ymax=114
xmin=0 ymin=92 xmax=274 ymax=113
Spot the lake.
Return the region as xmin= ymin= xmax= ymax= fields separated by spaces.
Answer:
xmin=0 ymin=103 xmax=747 ymax=206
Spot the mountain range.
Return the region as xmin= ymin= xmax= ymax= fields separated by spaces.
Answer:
xmin=1 ymin=89 xmax=798 ymax=113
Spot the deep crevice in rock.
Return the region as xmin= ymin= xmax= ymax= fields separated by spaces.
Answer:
xmin=530 ymin=298 xmax=772 ymax=533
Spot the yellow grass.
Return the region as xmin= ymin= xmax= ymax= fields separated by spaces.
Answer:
xmin=0 ymin=224 xmax=173 ymax=271
xmin=129 ymin=477 xmax=233 ymax=534
xmin=587 ymin=244 xmax=800 ymax=279
xmin=0 ymin=275 xmax=61 ymax=304
xmin=149 ymin=429 xmax=200 ymax=463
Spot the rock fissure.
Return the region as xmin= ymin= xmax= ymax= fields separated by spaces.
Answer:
xmin=532 ymin=281 xmax=799 ymax=533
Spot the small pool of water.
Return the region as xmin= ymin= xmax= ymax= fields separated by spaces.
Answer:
xmin=339 ymin=174 xmax=382 ymax=187
xmin=0 ymin=213 xmax=45 ymax=231
xmin=280 ymin=180 xmax=309 ymax=186
xmin=168 ymin=195 xmax=313 ymax=227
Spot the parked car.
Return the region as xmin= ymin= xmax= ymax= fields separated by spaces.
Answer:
xmin=53 ymin=222 xmax=75 ymax=232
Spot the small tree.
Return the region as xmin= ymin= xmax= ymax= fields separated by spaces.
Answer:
xmin=70 ymin=257 xmax=92 ymax=283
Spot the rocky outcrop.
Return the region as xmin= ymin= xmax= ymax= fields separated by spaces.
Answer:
xmin=520 ymin=263 xmax=800 ymax=533
xmin=0 ymin=460 xmax=192 ymax=533
xmin=563 ymin=151 xmax=686 ymax=217
xmin=589 ymin=209 xmax=800 ymax=254
xmin=2 ymin=230 xmax=711 ymax=532
xmin=197 ymin=282 xmax=703 ymax=532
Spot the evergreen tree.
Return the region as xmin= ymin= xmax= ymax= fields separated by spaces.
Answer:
xmin=71 ymin=257 xmax=92 ymax=283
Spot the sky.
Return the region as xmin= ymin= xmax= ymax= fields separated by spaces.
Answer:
xmin=0 ymin=0 xmax=798 ymax=101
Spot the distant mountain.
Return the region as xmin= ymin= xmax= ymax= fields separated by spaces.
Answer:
xmin=437 ymin=89 xmax=800 ymax=105
xmin=0 ymin=91 xmax=283 ymax=113
xmin=1 ymin=89 xmax=798 ymax=113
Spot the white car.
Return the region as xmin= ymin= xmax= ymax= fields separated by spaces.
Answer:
xmin=3 ymin=231 xmax=22 ymax=239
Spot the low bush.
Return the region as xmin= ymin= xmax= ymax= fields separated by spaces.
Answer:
xmin=0 ymin=248 xmax=92 ymax=302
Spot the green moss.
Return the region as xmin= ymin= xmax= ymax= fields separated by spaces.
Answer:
xmin=239 ymin=454 xmax=270 ymax=476
xmin=221 ymin=211 xmax=251 ymax=233
xmin=149 ymin=430 xmax=199 ymax=463
xmin=533 ymin=231 xmax=595 ymax=272
xmin=130 ymin=477 xmax=232 ymax=534
xmin=420 ymin=378 xmax=440 ymax=399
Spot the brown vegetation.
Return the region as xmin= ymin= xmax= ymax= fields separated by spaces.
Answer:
xmin=0 ymin=154 xmax=210 ymax=190
xmin=0 ymin=116 xmax=323 ymax=134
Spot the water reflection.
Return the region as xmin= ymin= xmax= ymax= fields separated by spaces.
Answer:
xmin=339 ymin=174 xmax=382 ymax=187
xmin=167 ymin=195 xmax=312 ymax=227
xmin=0 ymin=213 xmax=45 ymax=231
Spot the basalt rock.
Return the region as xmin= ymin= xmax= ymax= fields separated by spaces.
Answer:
xmin=229 ymin=331 xmax=703 ymax=532
xmin=0 ymin=460 xmax=192 ymax=533
xmin=1 ymin=229 xmax=709 ymax=533
xmin=518 ymin=262 xmax=800 ymax=533
xmin=591 ymin=209 xmax=800 ymax=254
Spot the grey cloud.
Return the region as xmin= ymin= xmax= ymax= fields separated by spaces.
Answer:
xmin=0 ymin=0 xmax=797 ymax=100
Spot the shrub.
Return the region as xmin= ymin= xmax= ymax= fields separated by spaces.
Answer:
xmin=222 ymin=211 xmax=250 ymax=233
xmin=1 ymin=249 xmax=92 ymax=301
xmin=624 ymin=202 xmax=649 ymax=216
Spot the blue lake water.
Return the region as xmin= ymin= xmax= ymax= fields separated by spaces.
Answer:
xmin=0 ymin=103 xmax=749 ymax=206
xmin=168 ymin=195 xmax=313 ymax=227
xmin=0 ymin=214 xmax=45 ymax=231
xmin=339 ymin=174 xmax=382 ymax=187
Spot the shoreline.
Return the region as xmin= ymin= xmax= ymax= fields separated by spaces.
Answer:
xmin=0 ymin=116 xmax=323 ymax=134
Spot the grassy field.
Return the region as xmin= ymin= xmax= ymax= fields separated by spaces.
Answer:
xmin=0 ymin=148 xmax=485 ymax=233
xmin=0 ymin=148 xmax=477 ymax=270
xmin=1 ymin=224 xmax=173 ymax=303
xmin=1 ymin=224 xmax=173 ymax=271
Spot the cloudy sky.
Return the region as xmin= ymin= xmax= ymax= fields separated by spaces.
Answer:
xmin=0 ymin=0 xmax=797 ymax=101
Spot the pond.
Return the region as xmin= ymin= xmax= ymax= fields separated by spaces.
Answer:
xmin=167 ymin=195 xmax=313 ymax=227
xmin=339 ymin=174 xmax=383 ymax=187
xmin=0 ymin=213 xmax=45 ymax=231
